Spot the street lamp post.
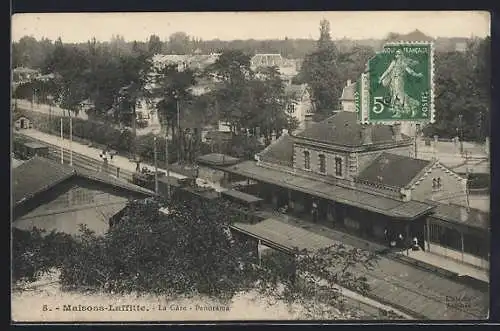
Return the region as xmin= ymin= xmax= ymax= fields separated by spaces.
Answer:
xmin=458 ymin=114 xmax=464 ymax=154
xmin=47 ymin=95 xmax=53 ymax=133
xmin=173 ymin=92 xmax=181 ymax=163
xmin=69 ymin=111 xmax=73 ymax=166
xmin=154 ymin=136 xmax=159 ymax=195
xmin=164 ymin=119 xmax=171 ymax=199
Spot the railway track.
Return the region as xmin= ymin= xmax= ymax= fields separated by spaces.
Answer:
xmin=46 ymin=148 xmax=135 ymax=183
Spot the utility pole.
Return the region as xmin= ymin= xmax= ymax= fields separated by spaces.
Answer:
xmin=165 ymin=122 xmax=171 ymax=199
xmin=154 ymin=136 xmax=159 ymax=195
xmin=176 ymin=96 xmax=181 ymax=163
xmin=478 ymin=111 xmax=483 ymax=142
xmin=414 ymin=123 xmax=420 ymax=159
xmin=458 ymin=114 xmax=464 ymax=154
xmin=69 ymin=112 xmax=73 ymax=166
xmin=60 ymin=118 xmax=64 ymax=164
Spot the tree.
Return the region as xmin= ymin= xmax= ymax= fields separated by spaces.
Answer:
xmin=337 ymin=46 xmax=376 ymax=83
xmin=423 ymin=36 xmax=490 ymax=141
xmin=153 ymin=64 xmax=196 ymax=146
xmin=114 ymin=51 xmax=153 ymax=157
xmin=167 ymin=32 xmax=191 ymax=55
xmin=299 ymin=20 xmax=343 ymax=117
xmin=148 ymin=34 xmax=163 ymax=55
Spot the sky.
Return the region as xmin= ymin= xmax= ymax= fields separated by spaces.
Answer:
xmin=12 ymin=11 xmax=490 ymax=43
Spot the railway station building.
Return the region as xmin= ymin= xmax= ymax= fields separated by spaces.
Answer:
xmin=204 ymin=111 xmax=488 ymax=266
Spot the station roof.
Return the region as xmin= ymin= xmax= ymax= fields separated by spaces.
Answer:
xmin=221 ymin=189 xmax=263 ymax=204
xmin=231 ymin=218 xmax=338 ymax=253
xmin=13 ymin=157 xmax=154 ymax=206
xmin=428 ymin=202 xmax=489 ymax=231
xmin=197 ymin=153 xmax=240 ymax=166
xmin=222 ymin=160 xmax=434 ymax=220
xmin=294 ymin=111 xmax=413 ymax=147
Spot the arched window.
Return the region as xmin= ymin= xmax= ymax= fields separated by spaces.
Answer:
xmin=304 ymin=151 xmax=310 ymax=170
xmin=319 ymin=154 xmax=326 ymax=173
xmin=335 ymin=157 xmax=343 ymax=177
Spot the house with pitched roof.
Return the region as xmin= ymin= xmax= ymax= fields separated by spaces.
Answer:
xmin=212 ymin=111 xmax=477 ymax=250
xmin=12 ymin=157 xmax=154 ymax=236
xmin=284 ymin=84 xmax=312 ymax=130
xmin=250 ymin=53 xmax=299 ymax=85
xmin=339 ymin=80 xmax=356 ymax=112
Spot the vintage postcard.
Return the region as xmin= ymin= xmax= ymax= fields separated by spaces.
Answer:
xmin=11 ymin=11 xmax=490 ymax=322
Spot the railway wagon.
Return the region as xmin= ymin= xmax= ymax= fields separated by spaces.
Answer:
xmin=13 ymin=139 xmax=49 ymax=160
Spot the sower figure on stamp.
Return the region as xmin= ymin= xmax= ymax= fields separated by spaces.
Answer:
xmin=378 ymin=49 xmax=423 ymax=118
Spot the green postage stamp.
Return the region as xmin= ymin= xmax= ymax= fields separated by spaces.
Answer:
xmin=359 ymin=42 xmax=434 ymax=124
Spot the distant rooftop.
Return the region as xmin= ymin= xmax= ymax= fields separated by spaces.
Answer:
xmin=386 ymin=29 xmax=435 ymax=43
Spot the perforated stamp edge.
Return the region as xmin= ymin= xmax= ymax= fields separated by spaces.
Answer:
xmin=364 ymin=41 xmax=435 ymax=126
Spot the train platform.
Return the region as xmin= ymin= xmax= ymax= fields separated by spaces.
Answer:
xmin=257 ymin=210 xmax=489 ymax=284
xmin=399 ymin=249 xmax=489 ymax=283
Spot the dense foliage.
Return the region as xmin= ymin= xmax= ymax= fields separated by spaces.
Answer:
xmin=12 ymin=228 xmax=75 ymax=282
xmin=423 ymin=37 xmax=490 ymax=141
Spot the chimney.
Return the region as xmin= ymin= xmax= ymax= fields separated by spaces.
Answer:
xmin=391 ymin=123 xmax=402 ymax=141
xmin=361 ymin=124 xmax=373 ymax=145
xmin=347 ymin=79 xmax=352 ymax=86
xmin=304 ymin=113 xmax=313 ymax=129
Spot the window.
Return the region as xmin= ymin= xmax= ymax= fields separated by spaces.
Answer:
xmin=304 ymin=151 xmax=310 ymax=170
xmin=319 ymin=154 xmax=326 ymax=174
xmin=429 ymin=222 xmax=443 ymax=243
xmin=432 ymin=177 xmax=443 ymax=191
xmin=287 ymin=103 xmax=296 ymax=114
xmin=335 ymin=157 xmax=343 ymax=177
xmin=463 ymin=233 xmax=489 ymax=259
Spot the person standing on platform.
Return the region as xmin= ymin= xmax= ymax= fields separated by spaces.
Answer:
xmin=311 ymin=200 xmax=318 ymax=223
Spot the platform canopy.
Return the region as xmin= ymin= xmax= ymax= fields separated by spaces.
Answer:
xmin=223 ymin=161 xmax=435 ymax=220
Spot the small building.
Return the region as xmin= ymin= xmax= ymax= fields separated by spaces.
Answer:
xmin=12 ymin=157 xmax=155 ymax=236
xmin=12 ymin=67 xmax=40 ymax=83
xmin=197 ymin=153 xmax=241 ymax=186
xmin=13 ymin=114 xmax=33 ymax=130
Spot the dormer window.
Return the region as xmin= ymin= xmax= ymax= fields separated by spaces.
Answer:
xmin=304 ymin=151 xmax=310 ymax=170
xmin=319 ymin=154 xmax=326 ymax=174
xmin=432 ymin=177 xmax=442 ymax=190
